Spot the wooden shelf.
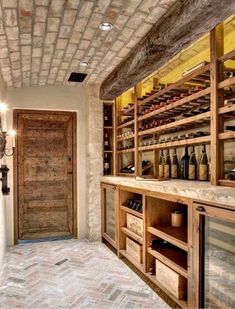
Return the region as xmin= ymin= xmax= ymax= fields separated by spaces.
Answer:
xmin=138 ymin=63 xmax=210 ymax=105
xmin=219 ymin=104 xmax=235 ymax=114
xmin=148 ymin=247 xmax=188 ymax=279
xmin=218 ymin=49 xmax=235 ymax=62
xmin=118 ymin=173 xmax=135 ymax=177
xmin=121 ymin=227 xmax=143 ymax=244
xmin=138 ymin=111 xmax=210 ymax=137
xmin=218 ymin=179 xmax=235 ymax=187
xmin=119 ymin=249 xmax=144 ymax=272
xmin=219 ymin=76 xmax=235 ymax=89
xmin=117 ymin=133 xmax=135 ymax=142
xmin=117 ymin=119 xmax=135 ymax=129
xmin=120 ymin=205 xmax=143 ymax=218
xmin=145 ymin=273 xmax=188 ymax=308
xmin=117 ymin=148 xmax=135 ymax=153
xmin=104 ymin=150 xmax=113 ymax=153
xmin=138 ymin=87 xmax=211 ymax=121
xmin=147 ymin=226 xmax=188 ymax=252
xmin=104 ymin=126 xmax=113 ymax=129
xmin=219 ymin=131 xmax=235 ymax=140
xmin=139 ymin=135 xmax=210 ymax=152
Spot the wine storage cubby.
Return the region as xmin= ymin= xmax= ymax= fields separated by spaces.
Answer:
xmin=116 ymin=186 xmax=192 ymax=308
xmin=112 ymin=27 xmax=235 ymax=187
xmin=119 ymin=188 xmax=145 ymax=272
xmin=103 ymin=102 xmax=114 ymax=176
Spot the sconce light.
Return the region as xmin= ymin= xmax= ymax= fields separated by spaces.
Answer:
xmin=0 ymin=103 xmax=16 ymax=159
xmin=0 ymin=130 xmax=16 ymax=158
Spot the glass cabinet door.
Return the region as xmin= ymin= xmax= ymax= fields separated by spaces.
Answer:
xmin=101 ymin=184 xmax=117 ymax=248
xmin=195 ymin=204 xmax=235 ymax=309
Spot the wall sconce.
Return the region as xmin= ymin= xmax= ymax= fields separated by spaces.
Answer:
xmin=0 ymin=130 xmax=16 ymax=159
xmin=0 ymin=102 xmax=16 ymax=159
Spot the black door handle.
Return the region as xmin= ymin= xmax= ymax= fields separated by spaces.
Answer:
xmin=196 ymin=206 xmax=205 ymax=212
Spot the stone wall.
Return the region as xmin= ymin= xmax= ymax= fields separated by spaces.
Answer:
xmin=86 ymin=83 xmax=103 ymax=241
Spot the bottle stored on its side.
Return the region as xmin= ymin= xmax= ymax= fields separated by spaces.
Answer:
xmin=164 ymin=149 xmax=171 ymax=178
xmin=181 ymin=147 xmax=190 ymax=179
xmin=104 ymin=153 xmax=110 ymax=175
xmin=199 ymin=145 xmax=208 ymax=181
xmin=104 ymin=108 xmax=109 ymax=126
xmin=171 ymin=148 xmax=178 ymax=179
xmin=189 ymin=146 xmax=197 ymax=180
xmin=104 ymin=132 xmax=109 ymax=151
xmin=150 ymin=239 xmax=169 ymax=250
xmin=158 ymin=149 xmax=165 ymax=178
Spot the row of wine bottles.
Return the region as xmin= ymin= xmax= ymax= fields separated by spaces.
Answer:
xmin=159 ymin=145 xmax=209 ymax=181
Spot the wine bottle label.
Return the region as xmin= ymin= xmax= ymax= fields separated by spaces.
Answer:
xmin=104 ymin=116 xmax=108 ymax=120
xmin=104 ymin=141 xmax=109 ymax=146
xmin=189 ymin=165 xmax=196 ymax=180
xmin=164 ymin=165 xmax=170 ymax=178
xmin=104 ymin=162 xmax=109 ymax=169
xmin=199 ymin=164 xmax=208 ymax=180
xmin=159 ymin=165 xmax=164 ymax=178
xmin=172 ymin=164 xmax=178 ymax=178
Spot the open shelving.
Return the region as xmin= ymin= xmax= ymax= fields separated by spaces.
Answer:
xmin=117 ymin=187 xmax=191 ymax=307
xmin=103 ymin=102 xmax=115 ymax=175
xmin=112 ymin=44 xmax=235 ymax=186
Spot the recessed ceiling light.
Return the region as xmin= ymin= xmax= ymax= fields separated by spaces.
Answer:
xmin=80 ymin=61 xmax=89 ymax=67
xmin=99 ymin=22 xmax=113 ymax=31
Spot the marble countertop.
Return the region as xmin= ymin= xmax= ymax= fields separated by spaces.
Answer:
xmin=101 ymin=176 xmax=235 ymax=208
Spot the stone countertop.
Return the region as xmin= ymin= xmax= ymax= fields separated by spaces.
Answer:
xmin=101 ymin=176 xmax=235 ymax=208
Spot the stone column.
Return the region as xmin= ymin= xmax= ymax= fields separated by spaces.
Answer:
xmin=86 ymin=83 xmax=103 ymax=241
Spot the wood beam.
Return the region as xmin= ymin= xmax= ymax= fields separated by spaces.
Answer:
xmin=100 ymin=0 xmax=235 ymax=100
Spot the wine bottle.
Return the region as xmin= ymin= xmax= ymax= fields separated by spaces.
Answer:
xmin=104 ymin=153 xmax=110 ymax=175
xmin=189 ymin=146 xmax=197 ymax=180
xmin=104 ymin=132 xmax=109 ymax=151
xmin=164 ymin=149 xmax=171 ymax=178
xmin=158 ymin=149 xmax=165 ymax=178
xmin=181 ymin=147 xmax=189 ymax=179
xmin=104 ymin=108 xmax=109 ymax=126
xmin=171 ymin=148 xmax=178 ymax=179
xmin=199 ymin=145 xmax=208 ymax=181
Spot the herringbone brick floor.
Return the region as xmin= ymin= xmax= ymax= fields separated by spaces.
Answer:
xmin=0 ymin=239 xmax=169 ymax=309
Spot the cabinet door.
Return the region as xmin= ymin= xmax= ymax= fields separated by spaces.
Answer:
xmin=193 ymin=203 xmax=235 ymax=308
xmin=101 ymin=183 xmax=117 ymax=248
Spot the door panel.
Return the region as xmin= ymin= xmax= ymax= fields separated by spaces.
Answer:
xmin=15 ymin=110 xmax=76 ymax=240
xmin=194 ymin=203 xmax=235 ymax=308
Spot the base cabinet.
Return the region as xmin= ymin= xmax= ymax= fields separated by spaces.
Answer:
xmin=193 ymin=203 xmax=235 ymax=309
xmin=101 ymin=183 xmax=118 ymax=249
xmin=101 ymin=182 xmax=234 ymax=308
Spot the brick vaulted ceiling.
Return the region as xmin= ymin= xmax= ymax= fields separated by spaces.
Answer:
xmin=0 ymin=0 xmax=177 ymax=88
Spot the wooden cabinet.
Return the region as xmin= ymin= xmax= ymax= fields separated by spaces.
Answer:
xmin=193 ymin=202 xmax=235 ymax=308
xmin=101 ymin=181 xmax=234 ymax=308
xmin=101 ymin=183 xmax=118 ymax=248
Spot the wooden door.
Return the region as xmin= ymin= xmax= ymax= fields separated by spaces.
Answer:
xmin=14 ymin=110 xmax=77 ymax=241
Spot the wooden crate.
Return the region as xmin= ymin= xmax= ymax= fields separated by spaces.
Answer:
xmin=155 ymin=259 xmax=187 ymax=300
xmin=126 ymin=213 xmax=143 ymax=237
xmin=126 ymin=237 xmax=142 ymax=263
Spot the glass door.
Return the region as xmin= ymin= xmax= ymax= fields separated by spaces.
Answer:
xmin=101 ymin=183 xmax=117 ymax=248
xmin=194 ymin=203 xmax=235 ymax=308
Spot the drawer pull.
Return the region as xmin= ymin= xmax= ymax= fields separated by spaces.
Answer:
xmin=196 ymin=206 xmax=205 ymax=212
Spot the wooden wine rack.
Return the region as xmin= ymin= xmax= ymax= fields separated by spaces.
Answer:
xmin=113 ymin=26 xmax=235 ymax=187
xmin=103 ymin=101 xmax=115 ymax=175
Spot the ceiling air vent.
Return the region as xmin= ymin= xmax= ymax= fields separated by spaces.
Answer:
xmin=68 ymin=72 xmax=87 ymax=82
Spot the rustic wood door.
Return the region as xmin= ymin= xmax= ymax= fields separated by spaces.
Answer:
xmin=14 ymin=110 xmax=77 ymax=240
